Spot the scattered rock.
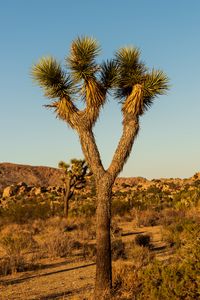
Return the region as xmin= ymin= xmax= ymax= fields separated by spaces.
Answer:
xmin=2 ymin=185 xmax=18 ymax=198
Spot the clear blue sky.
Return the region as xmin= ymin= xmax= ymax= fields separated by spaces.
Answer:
xmin=0 ymin=0 xmax=199 ymax=179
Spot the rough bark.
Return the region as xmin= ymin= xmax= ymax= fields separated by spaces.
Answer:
xmin=78 ymin=129 xmax=105 ymax=178
xmin=95 ymin=174 xmax=114 ymax=298
xmin=78 ymin=129 xmax=113 ymax=298
xmin=78 ymin=119 xmax=139 ymax=298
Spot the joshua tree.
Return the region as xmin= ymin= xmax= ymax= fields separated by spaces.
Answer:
xmin=32 ymin=36 xmax=169 ymax=298
xmin=58 ymin=159 xmax=89 ymax=217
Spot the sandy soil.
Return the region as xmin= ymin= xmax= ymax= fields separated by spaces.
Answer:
xmin=0 ymin=223 xmax=170 ymax=300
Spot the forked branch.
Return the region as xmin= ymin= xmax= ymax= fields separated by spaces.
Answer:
xmin=78 ymin=129 xmax=105 ymax=179
xmin=107 ymin=114 xmax=139 ymax=180
xmin=107 ymin=85 xmax=143 ymax=179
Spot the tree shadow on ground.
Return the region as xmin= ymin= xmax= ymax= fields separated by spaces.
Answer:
xmin=121 ymin=231 xmax=145 ymax=236
xmin=151 ymin=245 xmax=167 ymax=252
xmin=0 ymin=262 xmax=95 ymax=286
xmin=38 ymin=284 xmax=93 ymax=300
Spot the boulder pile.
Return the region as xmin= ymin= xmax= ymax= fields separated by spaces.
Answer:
xmin=1 ymin=182 xmax=63 ymax=199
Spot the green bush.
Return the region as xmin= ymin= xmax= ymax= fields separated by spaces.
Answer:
xmin=162 ymin=217 xmax=197 ymax=249
xmin=137 ymin=259 xmax=199 ymax=300
xmin=71 ymin=201 xmax=96 ymax=217
xmin=113 ymin=257 xmax=199 ymax=300
xmin=1 ymin=197 xmax=53 ymax=223
xmin=113 ymin=214 xmax=200 ymax=299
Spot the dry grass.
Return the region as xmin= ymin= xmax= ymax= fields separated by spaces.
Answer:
xmin=0 ymin=224 xmax=37 ymax=275
xmin=0 ymin=216 xmax=97 ymax=276
xmin=0 ymin=202 xmax=199 ymax=299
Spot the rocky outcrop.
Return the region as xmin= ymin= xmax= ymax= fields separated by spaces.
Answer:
xmin=1 ymin=183 xmax=64 ymax=198
xmin=2 ymin=185 xmax=18 ymax=198
xmin=193 ymin=172 xmax=200 ymax=180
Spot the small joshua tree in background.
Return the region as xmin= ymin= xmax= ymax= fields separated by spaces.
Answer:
xmin=58 ymin=159 xmax=89 ymax=218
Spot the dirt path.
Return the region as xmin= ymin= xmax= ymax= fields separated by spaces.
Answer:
xmin=120 ymin=223 xmax=171 ymax=260
xmin=0 ymin=223 xmax=170 ymax=300
xmin=0 ymin=259 xmax=95 ymax=300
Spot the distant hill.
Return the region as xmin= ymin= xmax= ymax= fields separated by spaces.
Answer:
xmin=0 ymin=162 xmax=199 ymax=192
xmin=0 ymin=163 xmax=63 ymax=191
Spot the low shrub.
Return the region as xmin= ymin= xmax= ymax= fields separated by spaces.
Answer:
xmin=112 ymin=216 xmax=200 ymax=299
xmin=159 ymin=208 xmax=186 ymax=226
xmin=135 ymin=234 xmax=151 ymax=248
xmin=112 ymin=257 xmax=199 ymax=300
xmin=112 ymin=199 xmax=131 ymax=216
xmin=82 ymin=243 xmax=96 ymax=260
xmin=162 ymin=217 xmax=197 ymax=249
xmin=1 ymin=197 xmax=53 ymax=223
xmin=125 ymin=243 xmax=154 ymax=268
xmin=71 ymin=202 xmax=96 ymax=217
xmin=112 ymin=262 xmax=141 ymax=299
xmin=41 ymin=229 xmax=75 ymax=258
xmin=136 ymin=209 xmax=160 ymax=227
xmin=63 ymin=224 xmax=78 ymax=232
xmin=0 ymin=226 xmax=37 ymax=274
xmin=35 ymin=216 xmax=97 ymax=260
xmin=138 ymin=261 xmax=198 ymax=300
xmin=0 ymin=225 xmax=36 ymax=254
xmin=111 ymin=219 xmax=122 ymax=238
xmin=112 ymin=239 xmax=126 ymax=260
xmin=0 ymin=256 xmax=26 ymax=275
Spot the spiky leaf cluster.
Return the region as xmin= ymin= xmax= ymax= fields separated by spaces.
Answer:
xmin=114 ymin=47 xmax=147 ymax=99
xmin=32 ymin=36 xmax=169 ymax=122
xmin=31 ymin=57 xmax=74 ymax=99
xmin=100 ymin=60 xmax=118 ymax=90
xmin=66 ymin=37 xmax=100 ymax=81
xmin=141 ymin=70 xmax=169 ymax=111
xmin=113 ymin=47 xmax=169 ymax=115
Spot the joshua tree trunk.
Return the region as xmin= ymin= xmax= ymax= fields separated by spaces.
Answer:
xmin=63 ymin=179 xmax=71 ymax=218
xmin=95 ymin=174 xmax=114 ymax=298
xmin=79 ymin=119 xmax=139 ymax=299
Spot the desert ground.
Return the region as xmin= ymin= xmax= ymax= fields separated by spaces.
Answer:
xmin=0 ymin=164 xmax=199 ymax=299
